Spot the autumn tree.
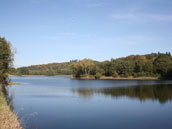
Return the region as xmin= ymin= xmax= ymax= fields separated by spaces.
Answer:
xmin=72 ymin=59 xmax=96 ymax=77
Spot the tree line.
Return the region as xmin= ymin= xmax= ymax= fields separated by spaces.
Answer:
xmin=11 ymin=62 xmax=74 ymax=76
xmin=11 ymin=52 xmax=172 ymax=79
xmin=71 ymin=53 xmax=172 ymax=79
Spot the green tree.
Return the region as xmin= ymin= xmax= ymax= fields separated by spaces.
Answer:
xmin=18 ymin=67 xmax=29 ymax=75
xmin=71 ymin=59 xmax=96 ymax=77
xmin=0 ymin=37 xmax=13 ymax=84
xmin=100 ymin=61 xmax=114 ymax=76
xmin=153 ymin=54 xmax=172 ymax=77
xmin=143 ymin=61 xmax=153 ymax=73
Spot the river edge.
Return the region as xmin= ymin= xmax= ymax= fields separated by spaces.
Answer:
xmin=0 ymin=85 xmax=23 ymax=129
xmin=10 ymin=75 xmax=159 ymax=80
xmin=72 ymin=76 xmax=159 ymax=80
xmin=10 ymin=75 xmax=72 ymax=77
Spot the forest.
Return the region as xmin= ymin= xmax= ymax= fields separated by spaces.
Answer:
xmin=11 ymin=52 xmax=172 ymax=79
xmin=11 ymin=61 xmax=74 ymax=76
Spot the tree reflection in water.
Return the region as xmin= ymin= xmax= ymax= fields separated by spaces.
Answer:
xmin=72 ymin=84 xmax=172 ymax=104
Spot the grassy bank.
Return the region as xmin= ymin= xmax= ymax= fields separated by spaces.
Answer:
xmin=0 ymin=86 xmax=23 ymax=129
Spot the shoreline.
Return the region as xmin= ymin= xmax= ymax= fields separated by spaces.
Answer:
xmin=0 ymin=85 xmax=23 ymax=129
xmin=10 ymin=74 xmax=72 ymax=77
xmin=10 ymin=74 xmax=160 ymax=80
xmin=72 ymin=76 xmax=159 ymax=80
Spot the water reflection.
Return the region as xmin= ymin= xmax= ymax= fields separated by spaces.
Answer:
xmin=8 ymin=77 xmax=172 ymax=129
xmin=73 ymin=84 xmax=172 ymax=103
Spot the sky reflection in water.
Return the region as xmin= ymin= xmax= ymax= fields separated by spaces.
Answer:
xmin=7 ymin=76 xmax=172 ymax=129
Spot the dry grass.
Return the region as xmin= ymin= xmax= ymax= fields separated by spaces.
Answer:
xmin=73 ymin=76 xmax=158 ymax=80
xmin=0 ymin=86 xmax=23 ymax=129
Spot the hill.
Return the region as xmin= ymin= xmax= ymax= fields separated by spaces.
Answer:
xmin=11 ymin=61 xmax=77 ymax=76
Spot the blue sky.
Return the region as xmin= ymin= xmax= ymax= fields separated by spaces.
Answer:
xmin=0 ymin=0 xmax=172 ymax=67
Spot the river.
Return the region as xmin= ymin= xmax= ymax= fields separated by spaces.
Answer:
xmin=7 ymin=76 xmax=172 ymax=129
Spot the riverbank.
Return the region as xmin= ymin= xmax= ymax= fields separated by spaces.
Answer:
xmin=72 ymin=76 xmax=159 ymax=80
xmin=10 ymin=74 xmax=72 ymax=77
xmin=0 ymin=86 xmax=23 ymax=129
xmin=8 ymin=82 xmax=21 ymax=85
xmin=10 ymin=75 xmax=158 ymax=80
xmin=10 ymin=74 xmax=159 ymax=80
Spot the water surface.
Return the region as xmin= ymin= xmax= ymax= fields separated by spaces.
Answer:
xmin=7 ymin=76 xmax=172 ymax=129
